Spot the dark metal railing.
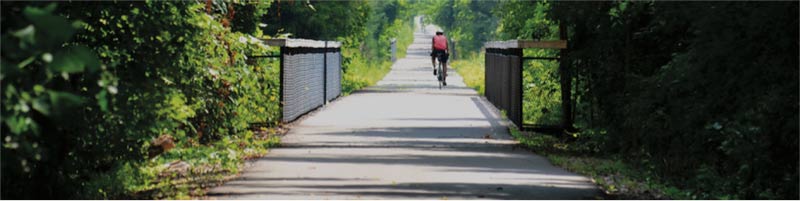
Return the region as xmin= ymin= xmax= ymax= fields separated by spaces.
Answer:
xmin=325 ymin=49 xmax=341 ymax=103
xmin=484 ymin=39 xmax=569 ymax=133
xmin=262 ymin=39 xmax=342 ymax=122
xmin=485 ymin=48 xmax=523 ymax=128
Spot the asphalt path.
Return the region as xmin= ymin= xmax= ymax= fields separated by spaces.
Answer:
xmin=206 ymin=20 xmax=601 ymax=200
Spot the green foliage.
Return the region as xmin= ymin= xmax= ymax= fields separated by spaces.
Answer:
xmin=423 ymin=0 xmax=498 ymax=56
xmin=261 ymin=1 xmax=368 ymax=41
xmin=260 ymin=0 xmax=413 ymax=94
xmin=458 ymin=0 xmax=563 ymax=126
xmin=1 ymin=0 xmax=418 ymax=198
xmin=450 ymin=53 xmax=484 ymax=94
xmin=549 ymin=1 xmax=797 ymax=199
xmin=490 ymin=0 xmax=798 ymax=199
xmin=521 ymin=52 xmax=561 ymax=126
xmin=341 ymin=49 xmax=392 ymax=96
xmin=1 ymin=3 xmax=117 ymax=198
xmin=365 ymin=0 xmax=416 ymax=61
xmin=339 ymin=0 xmax=416 ymax=95
xmin=494 ymin=0 xmax=557 ymax=41
xmin=510 ymin=128 xmax=689 ymax=199
xmin=230 ymin=2 xmax=272 ymax=34
xmin=2 ymin=1 xmax=282 ymax=198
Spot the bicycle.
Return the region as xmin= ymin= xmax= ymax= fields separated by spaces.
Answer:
xmin=433 ymin=52 xmax=448 ymax=89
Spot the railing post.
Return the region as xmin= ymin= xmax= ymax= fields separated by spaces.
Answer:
xmin=559 ymin=22 xmax=573 ymax=130
xmin=264 ymin=39 xmax=341 ymax=123
xmin=510 ymin=48 xmax=523 ymax=128
xmin=323 ymin=42 xmax=328 ymax=104
xmin=485 ymin=50 xmax=491 ymax=104
xmin=484 ymin=39 xmax=568 ymax=133
xmin=325 ymin=43 xmax=341 ymax=103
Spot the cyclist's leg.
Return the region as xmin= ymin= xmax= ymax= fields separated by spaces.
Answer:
xmin=431 ymin=51 xmax=437 ymax=72
xmin=431 ymin=54 xmax=437 ymax=75
xmin=442 ymin=62 xmax=447 ymax=85
xmin=440 ymin=54 xmax=448 ymax=81
xmin=432 ymin=56 xmax=436 ymax=69
xmin=442 ymin=62 xmax=447 ymax=79
xmin=437 ymin=54 xmax=447 ymax=85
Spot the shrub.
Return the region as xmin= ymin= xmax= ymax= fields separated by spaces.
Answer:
xmin=1 ymin=1 xmax=281 ymax=198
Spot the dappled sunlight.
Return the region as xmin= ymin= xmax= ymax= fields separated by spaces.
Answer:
xmin=210 ymin=144 xmax=600 ymax=199
xmin=207 ymin=15 xmax=601 ymax=199
xmin=4 ymin=0 xmax=794 ymax=199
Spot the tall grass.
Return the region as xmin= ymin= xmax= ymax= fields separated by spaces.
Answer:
xmin=341 ymin=19 xmax=414 ymax=95
xmin=451 ymin=53 xmax=485 ymax=94
xmin=341 ymin=49 xmax=393 ymax=95
xmin=395 ymin=22 xmax=415 ymax=59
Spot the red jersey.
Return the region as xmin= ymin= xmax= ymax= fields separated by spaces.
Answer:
xmin=433 ymin=35 xmax=448 ymax=50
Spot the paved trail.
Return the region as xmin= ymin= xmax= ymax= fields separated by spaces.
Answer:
xmin=206 ymin=22 xmax=601 ymax=199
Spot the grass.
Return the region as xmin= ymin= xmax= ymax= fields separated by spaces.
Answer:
xmin=84 ymin=129 xmax=281 ymax=199
xmin=395 ymin=21 xmax=415 ymax=59
xmin=508 ymin=128 xmax=693 ymax=199
xmin=341 ymin=21 xmax=414 ymax=95
xmin=455 ymin=52 xmax=693 ymax=199
xmin=341 ymin=51 xmax=393 ymax=96
xmin=454 ymin=50 xmax=562 ymax=125
xmin=450 ymin=53 xmax=485 ymax=95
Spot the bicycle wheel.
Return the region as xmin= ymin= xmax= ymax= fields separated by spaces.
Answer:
xmin=437 ymin=62 xmax=443 ymax=89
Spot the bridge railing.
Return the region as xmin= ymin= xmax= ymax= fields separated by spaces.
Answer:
xmin=483 ymin=40 xmax=568 ymax=132
xmin=261 ymin=39 xmax=342 ymax=122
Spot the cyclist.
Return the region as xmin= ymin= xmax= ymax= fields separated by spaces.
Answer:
xmin=431 ymin=31 xmax=449 ymax=86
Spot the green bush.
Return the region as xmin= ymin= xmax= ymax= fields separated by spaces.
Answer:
xmin=522 ymin=50 xmax=562 ymax=126
xmin=1 ymin=1 xmax=281 ymax=198
xmin=489 ymin=0 xmax=798 ymax=199
xmin=1 ymin=3 xmax=118 ymax=198
xmin=549 ymin=1 xmax=798 ymax=199
xmin=257 ymin=0 xmax=413 ymax=94
xmin=451 ymin=53 xmax=485 ymax=94
xmin=424 ymin=0 xmax=497 ymax=56
xmin=2 ymin=0 xmax=418 ymax=198
xmin=493 ymin=1 xmax=563 ymax=126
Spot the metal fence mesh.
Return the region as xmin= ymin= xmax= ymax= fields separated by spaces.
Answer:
xmin=325 ymin=51 xmax=341 ymax=102
xmin=282 ymin=50 xmax=325 ymax=122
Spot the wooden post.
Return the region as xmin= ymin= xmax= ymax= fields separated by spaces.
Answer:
xmin=559 ymin=21 xmax=574 ymax=131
